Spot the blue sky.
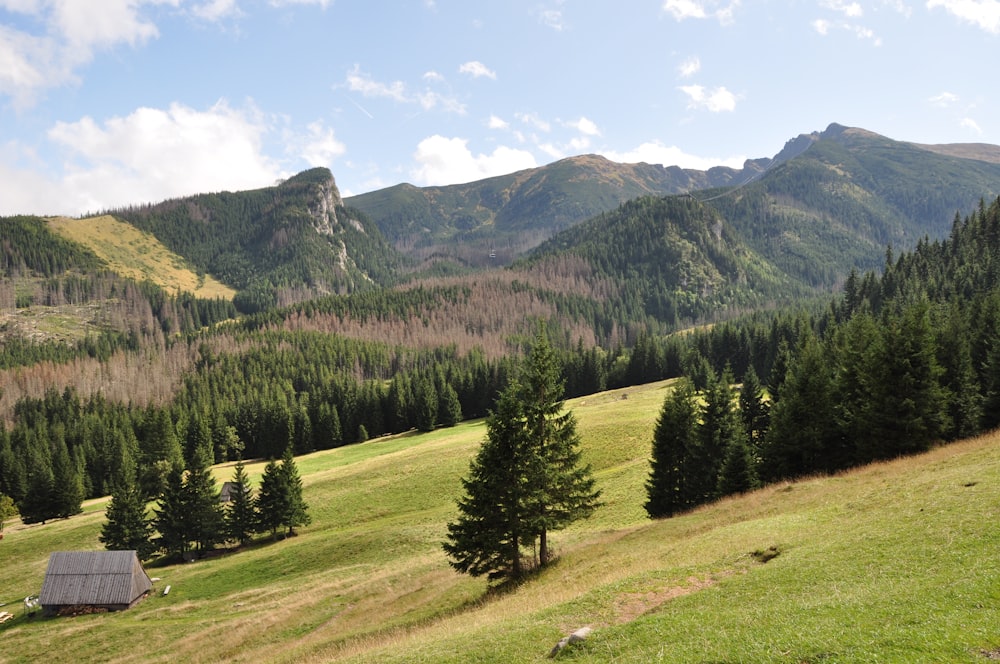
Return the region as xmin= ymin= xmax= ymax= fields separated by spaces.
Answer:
xmin=1 ymin=0 xmax=998 ymax=215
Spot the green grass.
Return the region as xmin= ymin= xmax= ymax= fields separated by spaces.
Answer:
xmin=2 ymin=379 xmax=1000 ymax=663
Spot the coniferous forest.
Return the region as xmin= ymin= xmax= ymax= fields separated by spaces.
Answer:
xmin=4 ymin=125 xmax=1000 ymax=562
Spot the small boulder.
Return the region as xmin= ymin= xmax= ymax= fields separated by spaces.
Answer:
xmin=548 ymin=626 xmax=592 ymax=658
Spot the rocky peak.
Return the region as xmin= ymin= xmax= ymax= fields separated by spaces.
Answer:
xmin=280 ymin=167 xmax=344 ymax=236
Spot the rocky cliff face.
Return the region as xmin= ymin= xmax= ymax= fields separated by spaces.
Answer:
xmin=305 ymin=174 xmax=344 ymax=236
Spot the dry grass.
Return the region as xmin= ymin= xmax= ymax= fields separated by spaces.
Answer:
xmin=46 ymin=216 xmax=235 ymax=300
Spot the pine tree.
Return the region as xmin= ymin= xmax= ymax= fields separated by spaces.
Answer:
xmin=256 ymin=458 xmax=290 ymax=540
xmin=645 ymin=378 xmax=699 ymax=518
xmin=738 ymin=364 xmax=769 ymax=448
xmin=154 ymin=465 xmax=191 ymax=560
xmin=517 ymin=327 xmax=600 ymax=566
xmin=184 ymin=448 xmax=225 ymax=554
xmin=49 ymin=436 xmax=83 ymax=519
xmin=279 ymin=446 xmax=310 ymax=537
xmin=716 ymin=434 xmax=759 ymax=497
xmin=225 ymin=457 xmax=256 ymax=546
xmin=101 ymin=479 xmax=155 ymax=560
xmin=443 ymin=386 xmax=529 ymax=581
xmin=445 ymin=326 xmax=600 ymax=581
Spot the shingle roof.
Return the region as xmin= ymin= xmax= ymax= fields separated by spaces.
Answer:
xmin=39 ymin=551 xmax=152 ymax=607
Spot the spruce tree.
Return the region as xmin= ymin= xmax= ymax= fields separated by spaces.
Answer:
xmin=645 ymin=378 xmax=699 ymax=518
xmin=445 ymin=326 xmax=600 ymax=581
xmin=154 ymin=465 xmax=191 ymax=560
xmin=256 ymin=458 xmax=290 ymax=540
xmin=443 ymin=387 xmax=527 ymax=581
xmin=225 ymin=457 xmax=256 ymax=546
xmin=184 ymin=447 xmax=225 ymax=554
xmin=279 ymin=446 xmax=310 ymax=537
xmin=517 ymin=327 xmax=600 ymax=566
xmin=101 ymin=480 xmax=155 ymax=560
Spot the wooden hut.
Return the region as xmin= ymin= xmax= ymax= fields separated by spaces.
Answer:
xmin=39 ymin=551 xmax=152 ymax=616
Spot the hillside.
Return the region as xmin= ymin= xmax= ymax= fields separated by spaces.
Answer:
xmin=109 ymin=168 xmax=405 ymax=311
xmin=1 ymin=380 xmax=998 ymax=662
xmin=344 ymin=153 xmax=768 ymax=267
xmin=47 ymin=216 xmax=235 ymax=300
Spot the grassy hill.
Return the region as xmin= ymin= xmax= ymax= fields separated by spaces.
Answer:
xmin=47 ymin=216 xmax=236 ymax=300
xmin=2 ymin=379 xmax=998 ymax=663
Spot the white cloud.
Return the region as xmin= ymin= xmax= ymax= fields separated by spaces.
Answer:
xmin=536 ymin=4 xmax=566 ymax=31
xmin=601 ymin=141 xmax=746 ymax=170
xmin=662 ymin=0 xmax=740 ymax=24
xmin=488 ymin=114 xmax=509 ymax=130
xmin=41 ymin=100 xmax=283 ymax=213
xmin=565 ymin=116 xmax=600 ymax=136
xmin=927 ymin=0 xmax=1000 ymax=33
xmin=268 ymin=0 xmax=333 ymax=7
xmin=515 ymin=111 xmax=552 ymax=132
xmin=812 ymin=18 xmax=831 ymax=34
xmin=192 ymin=0 xmax=241 ymax=21
xmin=458 ymin=60 xmax=497 ymax=79
xmin=423 ymin=70 xmax=444 ymax=82
xmin=411 ymin=135 xmax=537 ymax=186
xmin=291 ymin=120 xmax=346 ymax=167
xmin=344 ymin=65 xmax=465 ymax=113
xmin=822 ymin=0 xmax=863 ymax=17
xmin=678 ymin=55 xmax=701 ymax=78
xmin=960 ymin=117 xmax=984 ymax=134
xmin=0 ymin=0 xmax=170 ymax=107
xmin=929 ymin=91 xmax=960 ymax=106
xmin=679 ymin=84 xmax=738 ymax=112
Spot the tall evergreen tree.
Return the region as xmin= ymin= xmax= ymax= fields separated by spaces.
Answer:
xmin=225 ymin=457 xmax=256 ymax=546
xmin=645 ymin=378 xmax=699 ymax=518
xmin=184 ymin=448 xmax=225 ymax=554
xmin=256 ymin=458 xmax=290 ymax=540
xmin=517 ymin=327 xmax=600 ymax=566
xmin=444 ymin=327 xmax=600 ymax=581
xmin=279 ymin=446 xmax=310 ymax=537
xmin=100 ymin=479 xmax=155 ymax=560
xmin=154 ymin=465 xmax=191 ymax=560
xmin=443 ymin=387 xmax=527 ymax=581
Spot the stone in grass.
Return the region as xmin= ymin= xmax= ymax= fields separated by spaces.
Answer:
xmin=548 ymin=626 xmax=592 ymax=658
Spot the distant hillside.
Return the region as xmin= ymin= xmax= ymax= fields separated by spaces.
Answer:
xmin=345 ymin=154 xmax=770 ymax=267
xmin=519 ymin=195 xmax=804 ymax=326
xmin=111 ymin=168 xmax=405 ymax=311
xmin=47 ymin=215 xmax=235 ymax=300
xmin=699 ymin=124 xmax=1000 ymax=287
xmin=349 ymin=124 xmax=1000 ymax=287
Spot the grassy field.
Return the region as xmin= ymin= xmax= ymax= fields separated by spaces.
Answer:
xmin=46 ymin=216 xmax=236 ymax=300
xmin=1 ymin=378 xmax=999 ymax=663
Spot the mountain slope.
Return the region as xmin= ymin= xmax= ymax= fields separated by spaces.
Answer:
xmin=111 ymin=168 xmax=404 ymax=310
xmin=345 ymin=154 xmax=769 ymax=266
xmin=704 ymin=123 xmax=1000 ymax=286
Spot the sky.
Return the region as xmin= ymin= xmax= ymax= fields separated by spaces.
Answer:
xmin=1 ymin=0 xmax=999 ymax=216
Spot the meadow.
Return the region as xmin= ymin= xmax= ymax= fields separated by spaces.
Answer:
xmin=1 ymin=378 xmax=999 ymax=663
xmin=46 ymin=216 xmax=236 ymax=300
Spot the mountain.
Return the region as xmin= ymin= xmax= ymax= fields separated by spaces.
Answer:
xmin=344 ymin=154 xmax=770 ymax=267
xmin=348 ymin=123 xmax=1000 ymax=286
xmin=110 ymin=168 xmax=404 ymax=311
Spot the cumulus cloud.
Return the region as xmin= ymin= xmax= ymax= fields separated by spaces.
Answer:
xmin=268 ymin=0 xmax=333 ymax=7
xmin=927 ymin=0 xmax=1000 ymax=33
xmin=601 ymin=141 xmax=746 ymax=170
xmin=290 ymin=120 xmax=346 ymax=167
xmin=662 ymin=0 xmax=740 ymax=24
xmin=488 ymin=114 xmax=509 ymax=130
xmin=0 ymin=0 xmax=167 ymax=107
xmin=411 ymin=135 xmax=536 ymax=186
xmin=41 ymin=100 xmax=284 ymax=213
xmin=458 ymin=60 xmax=497 ymax=79
xmin=192 ymin=0 xmax=241 ymax=21
xmin=515 ymin=112 xmax=551 ymax=132
xmin=564 ymin=116 xmax=600 ymax=136
xmin=679 ymin=84 xmax=738 ymax=112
